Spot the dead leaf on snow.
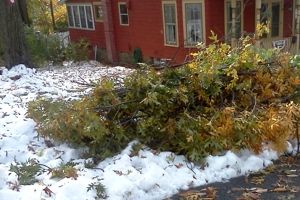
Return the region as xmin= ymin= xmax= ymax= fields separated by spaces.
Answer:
xmin=113 ymin=170 xmax=123 ymax=176
xmin=43 ymin=187 xmax=54 ymax=197
xmin=175 ymin=163 xmax=184 ymax=168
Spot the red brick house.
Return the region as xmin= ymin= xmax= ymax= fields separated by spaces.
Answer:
xmin=64 ymin=0 xmax=300 ymax=64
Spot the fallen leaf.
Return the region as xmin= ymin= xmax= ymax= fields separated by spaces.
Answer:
xmin=206 ymin=187 xmax=217 ymax=198
xmin=286 ymin=174 xmax=298 ymax=178
xmin=249 ymin=187 xmax=268 ymax=193
xmin=238 ymin=191 xmax=261 ymax=200
xmin=113 ymin=170 xmax=123 ymax=176
xmin=250 ymin=176 xmax=265 ymax=185
xmin=43 ymin=187 xmax=54 ymax=197
xmin=179 ymin=190 xmax=206 ymax=199
xmin=271 ymin=187 xmax=289 ymax=192
xmin=175 ymin=163 xmax=184 ymax=168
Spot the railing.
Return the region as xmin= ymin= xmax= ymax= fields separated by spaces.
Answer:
xmin=259 ymin=36 xmax=298 ymax=54
xmin=231 ymin=36 xmax=299 ymax=54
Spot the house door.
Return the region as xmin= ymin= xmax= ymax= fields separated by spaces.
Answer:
xmin=258 ymin=0 xmax=283 ymax=39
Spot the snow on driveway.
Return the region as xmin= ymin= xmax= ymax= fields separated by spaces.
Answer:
xmin=0 ymin=62 xmax=280 ymax=200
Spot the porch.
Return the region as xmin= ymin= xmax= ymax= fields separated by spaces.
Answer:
xmin=227 ymin=0 xmax=300 ymax=54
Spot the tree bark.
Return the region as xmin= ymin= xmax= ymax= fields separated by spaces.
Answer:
xmin=0 ymin=0 xmax=32 ymax=69
xmin=18 ymin=0 xmax=31 ymax=25
xmin=50 ymin=0 xmax=56 ymax=31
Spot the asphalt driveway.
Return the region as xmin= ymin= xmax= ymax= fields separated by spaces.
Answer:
xmin=168 ymin=155 xmax=300 ymax=200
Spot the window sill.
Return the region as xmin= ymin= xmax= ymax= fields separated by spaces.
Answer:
xmin=164 ymin=43 xmax=179 ymax=47
xmin=68 ymin=27 xmax=95 ymax=31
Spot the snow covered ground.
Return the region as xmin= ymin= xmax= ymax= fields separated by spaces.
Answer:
xmin=0 ymin=62 xmax=289 ymax=200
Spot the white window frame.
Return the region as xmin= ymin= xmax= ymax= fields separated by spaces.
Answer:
xmin=162 ymin=1 xmax=179 ymax=47
xmin=183 ymin=0 xmax=206 ymax=47
xmin=67 ymin=3 xmax=95 ymax=30
xmin=118 ymin=2 xmax=129 ymax=26
xmin=224 ymin=0 xmax=243 ymax=42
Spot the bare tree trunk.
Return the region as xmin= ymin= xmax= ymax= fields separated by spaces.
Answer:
xmin=0 ymin=0 xmax=32 ymax=69
xmin=18 ymin=0 xmax=31 ymax=25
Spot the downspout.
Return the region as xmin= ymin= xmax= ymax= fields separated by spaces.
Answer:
xmin=103 ymin=0 xmax=118 ymax=63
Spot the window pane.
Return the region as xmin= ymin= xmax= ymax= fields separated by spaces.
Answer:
xmin=260 ymin=3 xmax=269 ymax=25
xmin=164 ymin=4 xmax=176 ymax=45
xmin=86 ymin=6 xmax=94 ymax=29
xmin=164 ymin=4 xmax=175 ymax=24
xmin=73 ymin=6 xmax=80 ymax=27
xmin=185 ymin=3 xmax=202 ymax=45
xmin=166 ymin=24 xmax=176 ymax=44
xmin=67 ymin=6 xmax=74 ymax=27
xmin=271 ymin=2 xmax=280 ymax=37
xmin=79 ymin=6 xmax=87 ymax=28
xmin=120 ymin=4 xmax=128 ymax=14
xmin=121 ymin=15 xmax=128 ymax=24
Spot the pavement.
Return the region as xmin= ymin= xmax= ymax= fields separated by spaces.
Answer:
xmin=168 ymin=154 xmax=300 ymax=200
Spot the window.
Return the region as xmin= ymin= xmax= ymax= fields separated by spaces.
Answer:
xmin=118 ymin=3 xmax=129 ymax=25
xmin=94 ymin=2 xmax=104 ymax=22
xmin=225 ymin=0 xmax=242 ymax=42
xmin=259 ymin=0 xmax=282 ymax=38
xmin=183 ymin=1 xmax=204 ymax=46
xmin=162 ymin=1 xmax=178 ymax=46
xmin=67 ymin=4 xmax=95 ymax=30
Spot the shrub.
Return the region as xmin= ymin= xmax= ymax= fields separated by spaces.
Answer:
xmin=28 ymin=35 xmax=300 ymax=162
xmin=25 ymin=26 xmax=90 ymax=66
xmin=9 ymin=159 xmax=44 ymax=185
xmin=63 ymin=38 xmax=90 ymax=61
xmin=87 ymin=182 xmax=107 ymax=199
xmin=50 ymin=162 xmax=78 ymax=179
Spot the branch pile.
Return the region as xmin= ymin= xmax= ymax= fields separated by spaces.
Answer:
xmin=28 ymin=36 xmax=300 ymax=161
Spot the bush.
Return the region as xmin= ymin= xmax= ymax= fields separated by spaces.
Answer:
xmin=9 ymin=159 xmax=43 ymax=185
xmin=64 ymin=38 xmax=90 ymax=61
xmin=28 ymin=35 xmax=300 ymax=162
xmin=25 ymin=26 xmax=90 ymax=66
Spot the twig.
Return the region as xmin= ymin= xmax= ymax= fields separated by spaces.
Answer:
xmin=79 ymin=75 xmax=96 ymax=86
xmin=38 ymin=163 xmax=51 ymax=169
xmin=185 ymin=160 xmax=196 ymax=175
xmin=71 ymin=80 xmax=96 ymax=87
xmin=250 ymin=95 xmax=257 ymax=114
xmin=91 ymin=167 xmax=105 ymax=172
xmin=95 ymin=100 xmax=139 ymax=111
